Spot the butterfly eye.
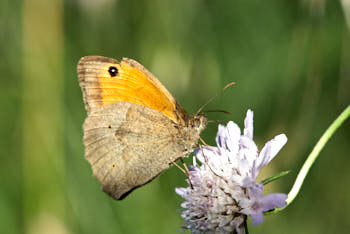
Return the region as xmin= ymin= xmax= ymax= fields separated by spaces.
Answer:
xmin=108 ymin=66 xmax=118 ymax=77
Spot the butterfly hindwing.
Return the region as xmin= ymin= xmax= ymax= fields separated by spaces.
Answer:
xmin=83 ymin=102 xmax=193 ymax=199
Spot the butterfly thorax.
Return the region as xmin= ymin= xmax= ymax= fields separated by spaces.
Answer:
xmin=173 ymin=101 xmax=207 ymax=136
xmin=175 ymin=113 xmax=207 ymax=150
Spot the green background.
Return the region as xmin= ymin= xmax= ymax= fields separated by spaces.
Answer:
xmin=1 ymin=0 xmax=349 ymax=233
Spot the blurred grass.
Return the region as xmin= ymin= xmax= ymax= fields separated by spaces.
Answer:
xmin=1 ymin=0 xmax=349 ymax=233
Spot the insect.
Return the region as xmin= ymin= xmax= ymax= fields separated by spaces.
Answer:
xmin=77 ymin=56 xmax=207 ymax=200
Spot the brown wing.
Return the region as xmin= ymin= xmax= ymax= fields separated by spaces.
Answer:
xmin=83 ymin=102 xmax=197 ymax=200
xmin=77 ymin=56 xmax=186 ymax=123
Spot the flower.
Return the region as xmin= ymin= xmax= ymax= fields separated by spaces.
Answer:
xmin=176 ymin=110 xmax=288 ymax=234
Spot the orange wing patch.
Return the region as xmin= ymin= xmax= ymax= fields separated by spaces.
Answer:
xmin=78 ymin=56 xmax=184 ymax=123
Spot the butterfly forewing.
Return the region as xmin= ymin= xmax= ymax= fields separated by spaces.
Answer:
xmin=78 ymin=56 xmax=185 ymax=123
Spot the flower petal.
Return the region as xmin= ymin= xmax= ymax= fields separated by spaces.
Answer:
xmin=247 ymin=182 xmax=263 ymax=199
xmin=260 ymin=193 xmax=288 ymax=211
xmin=194 ymin=146 xmax=218 ymax=164
xmin=216 ymin=124 xmax=228 ymax=149
xmin=244 ymin=109 xmax=254 ymax=139
xmin=239 ymin=136 xmax=258 ymax=170
xmin=175 ymin=188 xmax=187 ymax=198
xmin=216 ymin=121 xmax=241 ymax=154
xmin=257 ymin=134 xmax=287 ymax=170
xmin=250 ymin=212 xmax=264 ymax=225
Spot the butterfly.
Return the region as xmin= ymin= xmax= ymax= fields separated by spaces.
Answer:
xmin=77 ymin=56 xmax=207 ymax=200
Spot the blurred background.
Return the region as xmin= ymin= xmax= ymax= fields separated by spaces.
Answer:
xmin=1 ymin=0 xmax=350 ymax=233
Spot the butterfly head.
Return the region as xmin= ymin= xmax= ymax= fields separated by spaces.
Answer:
xmin=189 ymin=112 xmax=207 ymax=133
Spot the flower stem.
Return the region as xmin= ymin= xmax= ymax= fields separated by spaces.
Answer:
xmin=243 ymin=216 xmax=249 ymax=234
xmin=272 ymin=105 xmax=350 ymax=214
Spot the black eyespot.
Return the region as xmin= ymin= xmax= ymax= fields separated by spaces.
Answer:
xmin=108 ymin=66 xmax=118 ymax=77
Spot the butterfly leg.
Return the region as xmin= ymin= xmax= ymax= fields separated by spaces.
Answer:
xmin=172 ymin=160 xmax=194 ymax=189
xmin=171 ymin=161 xmax=187 ymax=175
xmin=200 ymin=137 xmax=209 ymax=146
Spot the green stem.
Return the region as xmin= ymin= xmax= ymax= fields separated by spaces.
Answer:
xmin=272 ymin=105 xmax=350 ymax=214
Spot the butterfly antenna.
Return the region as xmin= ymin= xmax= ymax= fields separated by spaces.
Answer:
xmin=207 ymin=119 xmax=224 ymax=124
xmin=196 ymin=82 xmax=235 ymax=115
xmin=203 ymin=110 xmax=232 ymax=115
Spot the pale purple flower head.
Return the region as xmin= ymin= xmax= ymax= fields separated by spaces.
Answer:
xmin=176 ymin=110 xmax=288 ymax=233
